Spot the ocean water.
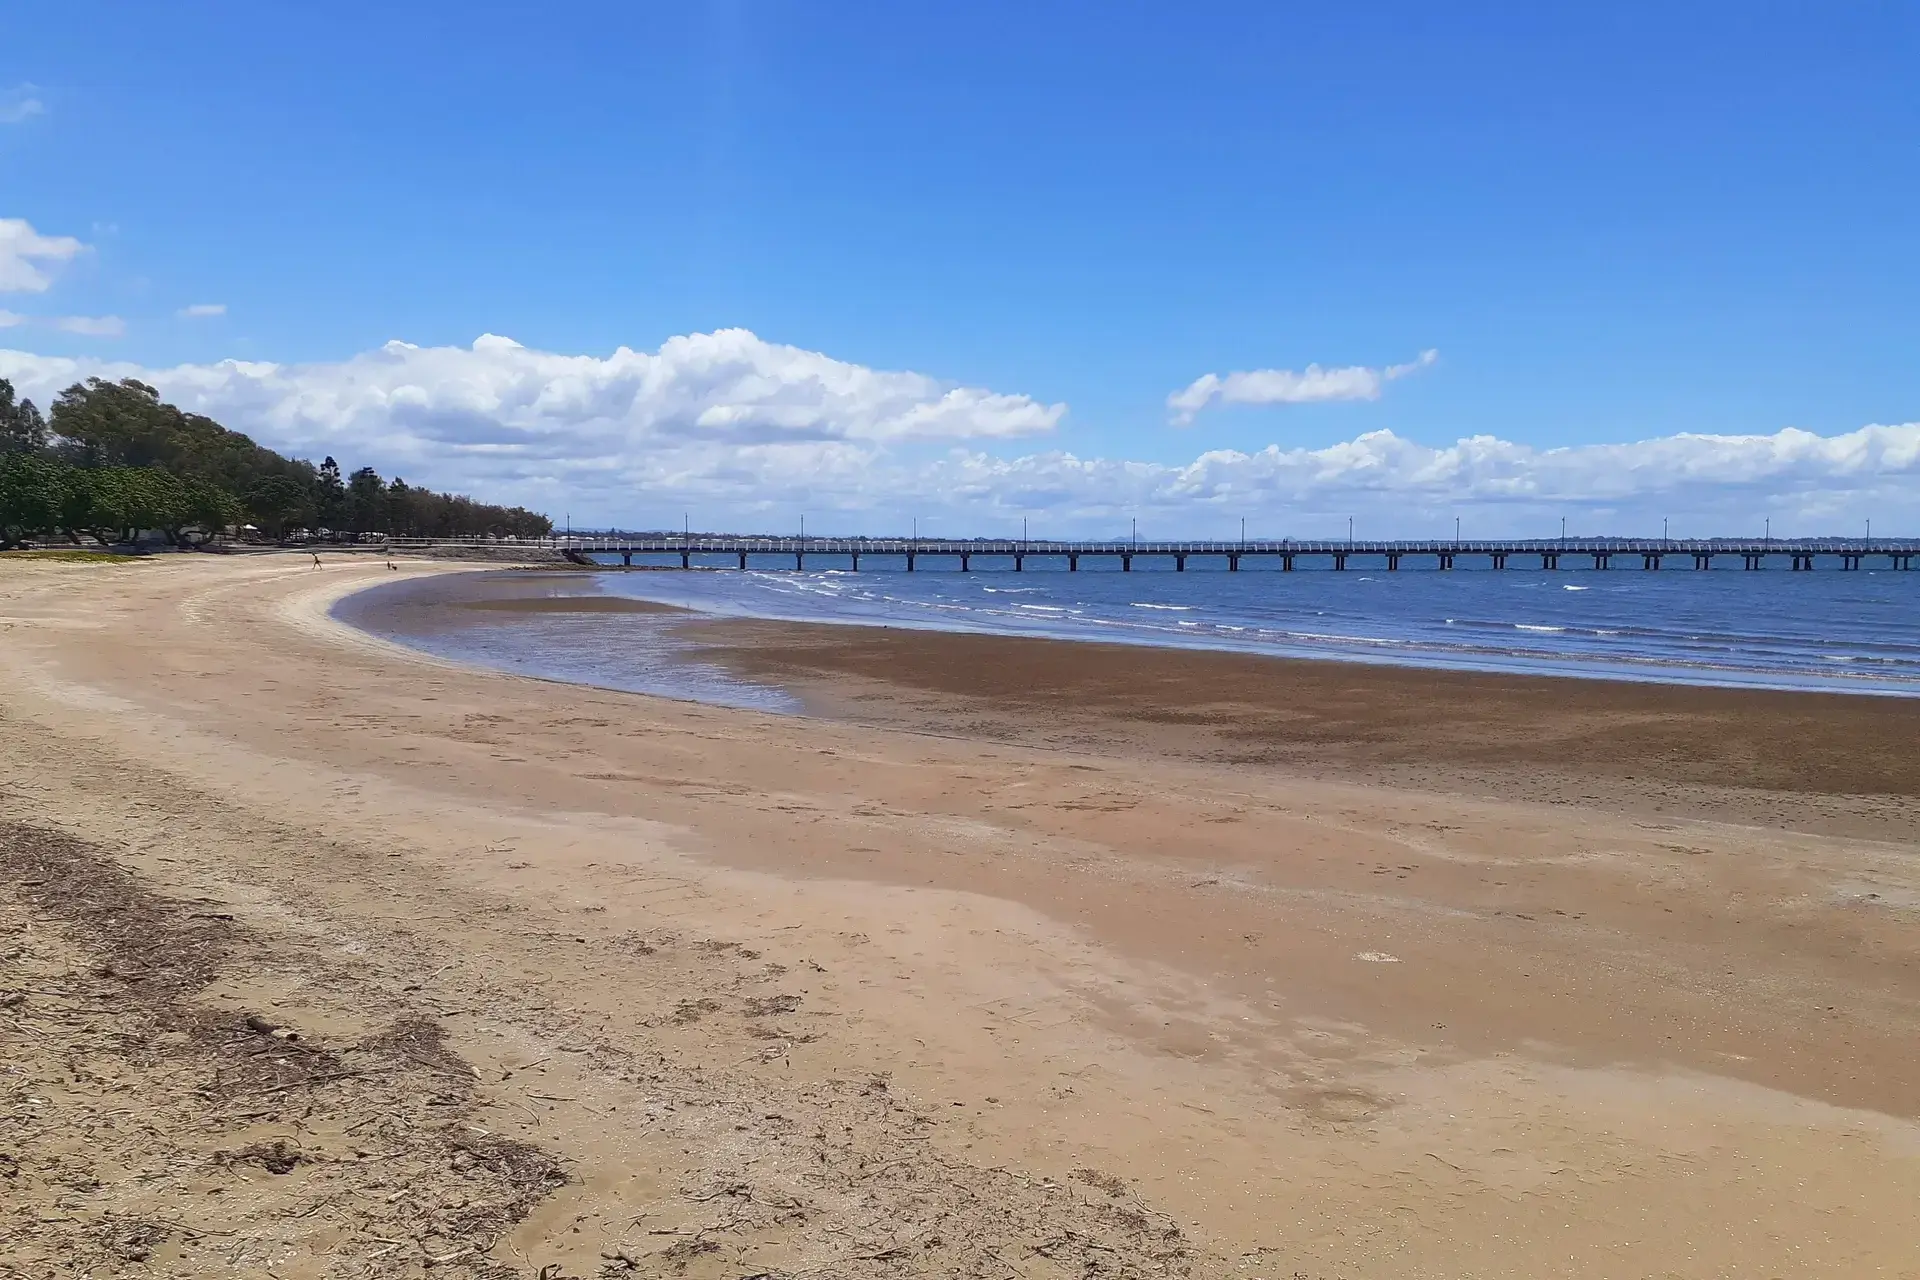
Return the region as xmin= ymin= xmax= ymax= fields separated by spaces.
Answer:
xmin=331 ymin=572 xmax=805 ymax=713
xmin=337 ymin=556 xmax=1920 ymax=705
xmin=575 ymin=553 xmax=1920 ymax=698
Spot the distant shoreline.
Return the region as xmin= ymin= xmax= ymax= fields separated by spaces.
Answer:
xmin=348 ymin=553 xmax=1920 ymax=699
xmin=334 ymin=567 xmax=1920 ymax=841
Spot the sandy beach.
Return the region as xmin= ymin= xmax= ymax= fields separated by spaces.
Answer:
xmin=4 ymin=554 xmax=1919 ymax=1278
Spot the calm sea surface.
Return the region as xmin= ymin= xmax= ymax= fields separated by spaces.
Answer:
xmin=338 ymin=553 xmax=1920 ymax=706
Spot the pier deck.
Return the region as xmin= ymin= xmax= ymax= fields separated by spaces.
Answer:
xmin=488 ymin=535 xmax=1920 ymax=572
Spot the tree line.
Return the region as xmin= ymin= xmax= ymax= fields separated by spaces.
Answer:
xmin=0 ymin=377 xmax=552 ymax=550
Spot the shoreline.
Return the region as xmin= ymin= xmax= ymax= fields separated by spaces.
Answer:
xmin=567 ymin=559 xmax=1920 ymax=701
xmin=337 ymin=563 xmax=1920 ymax=700
xmin=335 ymin=569 xmax=1920 ymax=840
xmin=10 ymin=555 xmax=1920 ymax=1275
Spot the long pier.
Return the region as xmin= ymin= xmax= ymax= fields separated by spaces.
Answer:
xmin=535 ymin=535 xmax=1919 ymax=572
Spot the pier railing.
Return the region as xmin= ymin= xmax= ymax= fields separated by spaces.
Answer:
xmin=378 ymin=533 xmax=1920 ymax=571
xmin=536 ymin=535 xmax=1917 ymax=556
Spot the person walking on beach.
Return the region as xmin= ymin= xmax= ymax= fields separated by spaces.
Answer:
xmin=311 ymin=552 xmax=322 ymax=568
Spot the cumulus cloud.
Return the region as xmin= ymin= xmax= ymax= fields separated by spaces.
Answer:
xmin=0 ymin=310 xmax=22 ymax=329
xmin=914 ymin=425 xmax=1920 ymax=534
xmin=1168 ymin=349 xmax=1438 ymax=425
xmin=0 ymin=85 xmax=45 ymax=125
xmin=0 ymin=331 xmax=1913 ymax=536
xmin=0 ymin=328 xmax=1064 ymax=448
xmin=178 ymin=303 xmax=227 ymax=318
xmin=0 ymin=219 xmax=87 ymax=294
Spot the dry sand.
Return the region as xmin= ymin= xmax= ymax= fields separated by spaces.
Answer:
xmin=1 ymin=554 xmax=1917 ymax=1278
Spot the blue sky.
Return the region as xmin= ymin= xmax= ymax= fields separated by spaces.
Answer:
xmin=3 ymin=2 xmax=1917 ymax=535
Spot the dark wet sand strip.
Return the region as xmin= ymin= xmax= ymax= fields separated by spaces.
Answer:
xmin=677 ymin=615 xmax=1920 ymax=840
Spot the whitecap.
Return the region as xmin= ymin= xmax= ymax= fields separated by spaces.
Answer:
xmin=1130 ymin=603 xmax=1192 ymax=611
xmin=1515 ymin=624 xmax=1566 ymax=633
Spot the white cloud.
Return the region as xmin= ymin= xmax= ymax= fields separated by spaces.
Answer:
xmin=0 ymin=327 xmax=1062 ymax=448
xmin=1169 ymin=349 xmax=1438 ymax=425
xmin=51 ymin=314 xmax=125 ymax=338
xmin=0 ymin=331 xmax=1913 ymax=536
xmin=0 ymin=219 xmax=87 ymax=294
xmin=912 ymin=425 xmax=1920 ymax=534
xmin=0 ymin=310 xmax=123 ymax=337
xmin=0 ymin=85 xmax=45 ymax=125
xmin=178 ymin=303 xmax=227 ymax=318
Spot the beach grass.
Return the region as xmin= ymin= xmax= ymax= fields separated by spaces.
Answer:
xmin=0 ymin=549 xmax=146 ymax=564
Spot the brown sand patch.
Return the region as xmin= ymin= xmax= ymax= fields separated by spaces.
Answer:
xmin=0 ymin=821 xmax=563 ymax=1278
xmin=681 ymin=617 xmax=1920 ymax=836
xmin=4 ymin=555 xmax=1920 ymax=1276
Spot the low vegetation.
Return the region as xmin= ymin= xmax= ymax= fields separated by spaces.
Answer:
xmin=0 ymin=548 xmax=141 ymax=563
xmin=0 ymin=377 xmax=551 ymax=549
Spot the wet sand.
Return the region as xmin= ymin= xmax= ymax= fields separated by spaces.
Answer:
xmin=457 ymin=595 xmax=686 ymax=614
xmin=3 ymin=555 xmax=1918 ymax=1278
xmin=681 ymin=615 xmax=1920 ymax=840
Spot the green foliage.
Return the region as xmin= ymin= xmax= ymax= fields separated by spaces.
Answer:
xmin=50 ymin=377 xmax=314 ymax=495
xmin=315 ymin=456 xmax=347 ymax=529
xmin=0 ymin=452 xmax=67 ymax=549
xmin=245 ymin=473 xmax=315 ymax=538
xmin=1 ymin=382 xmax=50 ymax=455
xmin=346 ymin=466 xmax=387 ymax=531
xmin=183 ymin=477 xmax=246 ymax=534
xmin=0 ymin=376 xmax=553 ymax=545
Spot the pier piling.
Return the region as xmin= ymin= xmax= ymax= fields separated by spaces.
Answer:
xmin=546 ymin=535 xmax=1917 ymax=577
